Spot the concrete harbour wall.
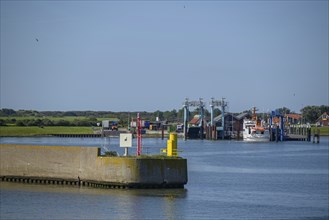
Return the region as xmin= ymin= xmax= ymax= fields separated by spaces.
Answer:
xmin=0 ymin=144 xmax=188 ymax=188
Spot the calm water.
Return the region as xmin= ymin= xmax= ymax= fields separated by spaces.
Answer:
xmin=1 ymin=137 xmax=328 ymax=219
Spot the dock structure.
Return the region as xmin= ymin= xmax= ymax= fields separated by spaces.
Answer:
xmin=209 ymin=98 xmax=228 ymax=140
xmin=273 ymin=124 xmax=320 ymax=143
xmin=182 ymin=97 xmax=229 ymax=140
xmin=183 ymin=98 xmax=205 ymax=140
xmin=269 ymin=110 xmax=285 ymax=142
xmin=0 ymin=144 xmax=188 ymax=189
xmin=285 ymin=125 xmax=311 ymax=141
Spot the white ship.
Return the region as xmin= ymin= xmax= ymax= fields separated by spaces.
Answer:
xmin=243 ymin=107 xmax=270 ymax=142
xmin=243 ymin=119 xmax=270 ymax=142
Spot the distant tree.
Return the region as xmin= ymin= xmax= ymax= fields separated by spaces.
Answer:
xmin=0 ymin=108 xmax=16 ymax=116
xmin=162 ymin=109 xmax=178 ymax=121
xmin=191 ymin=108 xmax=200 ymax=116
xmin=16 ymin=120 xmax=26 ymax=126
xmin=319 ymin=105 xmax=329 ymax=114
xmin=213 ymin=108 xmax=221 ymax=117
xmin=204 ymin=109 xmax=210 ymax=118
xmin=153 ymin=110 xmax=164 ymax=121
xmin=54 ymin=120 xmax=71 ymax=126
xmin=276 ymin=107 xmax=291 ymax=115
xmin=62 ymin=111 xmax=77 ymax=117
xmin=177 ymin=108 xmax=184 ymax=121
xmin=41 ymin=118 xmax=54 ymax=126
xmin=300 ymin=105 xmax=328 ymax=123
xmin=34 ymin=119 xmax=43 ymax=126
xmin=0 ymin=119 xmax=6 ymax=126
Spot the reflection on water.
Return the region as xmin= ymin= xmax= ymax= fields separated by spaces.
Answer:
xmin=0 ymin=181 xmax=187 ymax=220
xmin=190 ymin=163 xmax=329 ymax=174
xmin=0 ymin=137 xmax=328 ymax=219
xmin=0 ymin=181 xmax=187 ymax=198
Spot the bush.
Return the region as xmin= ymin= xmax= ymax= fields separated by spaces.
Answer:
xmin=103 ymin=151 xmax=119 ymax=157
xmin=0 ymin=119 xmax=6 ymax=126
xmin=41 ymin=118 xmax=54 ymax=126
xmin=16 ymin=120 xmax=26 ymax=126
xmin=54 ymin=120 xmax=71 ymax=126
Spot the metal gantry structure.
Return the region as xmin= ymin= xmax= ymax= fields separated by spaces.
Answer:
xmin=269 ymin=110 xmax=285 ymax=142
xmin=210 ymin=97 xmax=228 ymax=140
xmin=183 ymin=98 xmax=205 ymax=140
xmin=183 ymin=97 xmax=228 ymax=140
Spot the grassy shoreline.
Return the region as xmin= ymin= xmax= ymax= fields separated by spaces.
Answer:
xmin=311 ymin=127 xmax=329 ymax=136
xmin=0 ymin=126 xmax=94 ymax=137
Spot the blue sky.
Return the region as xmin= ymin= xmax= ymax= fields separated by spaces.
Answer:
xmin=1 ymin=1 xmax=328 ymax=113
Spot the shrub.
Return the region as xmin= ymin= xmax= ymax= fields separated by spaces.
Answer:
xmin=103 ymin=151 xmax=119 ymax=157
xmin=0 ymin=119 xmax=6 ymax=126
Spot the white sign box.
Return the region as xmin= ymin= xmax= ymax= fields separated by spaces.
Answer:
xmin=120 ymin=133 xmax=132 ymax=148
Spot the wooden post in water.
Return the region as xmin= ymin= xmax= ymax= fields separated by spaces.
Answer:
xmin=214 ymin=125 xmax=217 ymax=140
xmin=205 ymin=126 xmax=208 ymax=140
xmin=312 ymin=129 xmax=315 ymax=143
xmin=307 ymin=128 xmax=311 ymax=142
xmin=312 ymin=129 xmax=320 ymax=144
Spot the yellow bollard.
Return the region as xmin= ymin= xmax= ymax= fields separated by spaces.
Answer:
xmin=167 ymin=133 xmax=178 ymax=157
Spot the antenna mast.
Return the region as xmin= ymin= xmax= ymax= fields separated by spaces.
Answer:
xmin=136 ymin=113 xmax=142 ymax=156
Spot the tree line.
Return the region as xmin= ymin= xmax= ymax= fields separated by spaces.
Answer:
xmin=0 ymin=109 xmax=185 ymax=127
xmin=0 ymin=117 xmax=100 ymax=127
xmin=0 ymin=105 xmax=328 ymax=126
xmin=300 ymin=105 xmax=329 ymax=123
xmin=0 ymin=109 xmax=183 ymax=121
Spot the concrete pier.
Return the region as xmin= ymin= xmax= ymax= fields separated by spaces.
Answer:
xmin=0 ymin=144 xmax=188 ymax=188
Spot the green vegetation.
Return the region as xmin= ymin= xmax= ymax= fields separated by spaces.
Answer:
xmin=1 ymin=106 xmax=328 ymax=137
xmin=0 ymin=126 xmax=93 ymax=137
xmin=301 ymin=105 xmax=329 ymax=123
xmin=311 ymin=126 xmax=329 ymax=136
xmin=0 ymin=116 xmax=118 ymax=127
xmin=0 ymin=108 xmax=184 ymax=127
xmin=103 ymin=151 xmax=119 ymax=157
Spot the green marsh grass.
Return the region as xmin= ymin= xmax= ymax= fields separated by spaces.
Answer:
xmin=0 ymin=126 xmax=93 ymax=137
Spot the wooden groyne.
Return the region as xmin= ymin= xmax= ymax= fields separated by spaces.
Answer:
xmin=51 ymin=134 xmax=102 ymax=138
xmin=0 ymin=144 xmax=188 ymax=189
xmin=51 ymin=131 xmax=122 ymax=138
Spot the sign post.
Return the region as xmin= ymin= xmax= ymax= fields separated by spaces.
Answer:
xmin=120 ymin=133 xmax=132 ymax=156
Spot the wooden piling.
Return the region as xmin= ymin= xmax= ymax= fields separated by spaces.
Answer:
xmin=307 ymin=128 xmax=311 ymax=142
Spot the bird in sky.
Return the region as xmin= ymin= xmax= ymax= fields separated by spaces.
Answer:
xmin=35 ymin=38 xmax=39 ymax=42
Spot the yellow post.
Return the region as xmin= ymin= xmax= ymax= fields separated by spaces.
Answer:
xmin=167 ymin=133 xmax=178 ymax=157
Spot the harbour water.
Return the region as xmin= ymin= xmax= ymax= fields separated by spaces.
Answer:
xmin=1 ymin=137 xmax=328 ymax=219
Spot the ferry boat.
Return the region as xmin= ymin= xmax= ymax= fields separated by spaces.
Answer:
xmin=243 ymin=119 xmax=270 ymax=142
xmin=243 ymin=108 xmax=270 ymax=142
